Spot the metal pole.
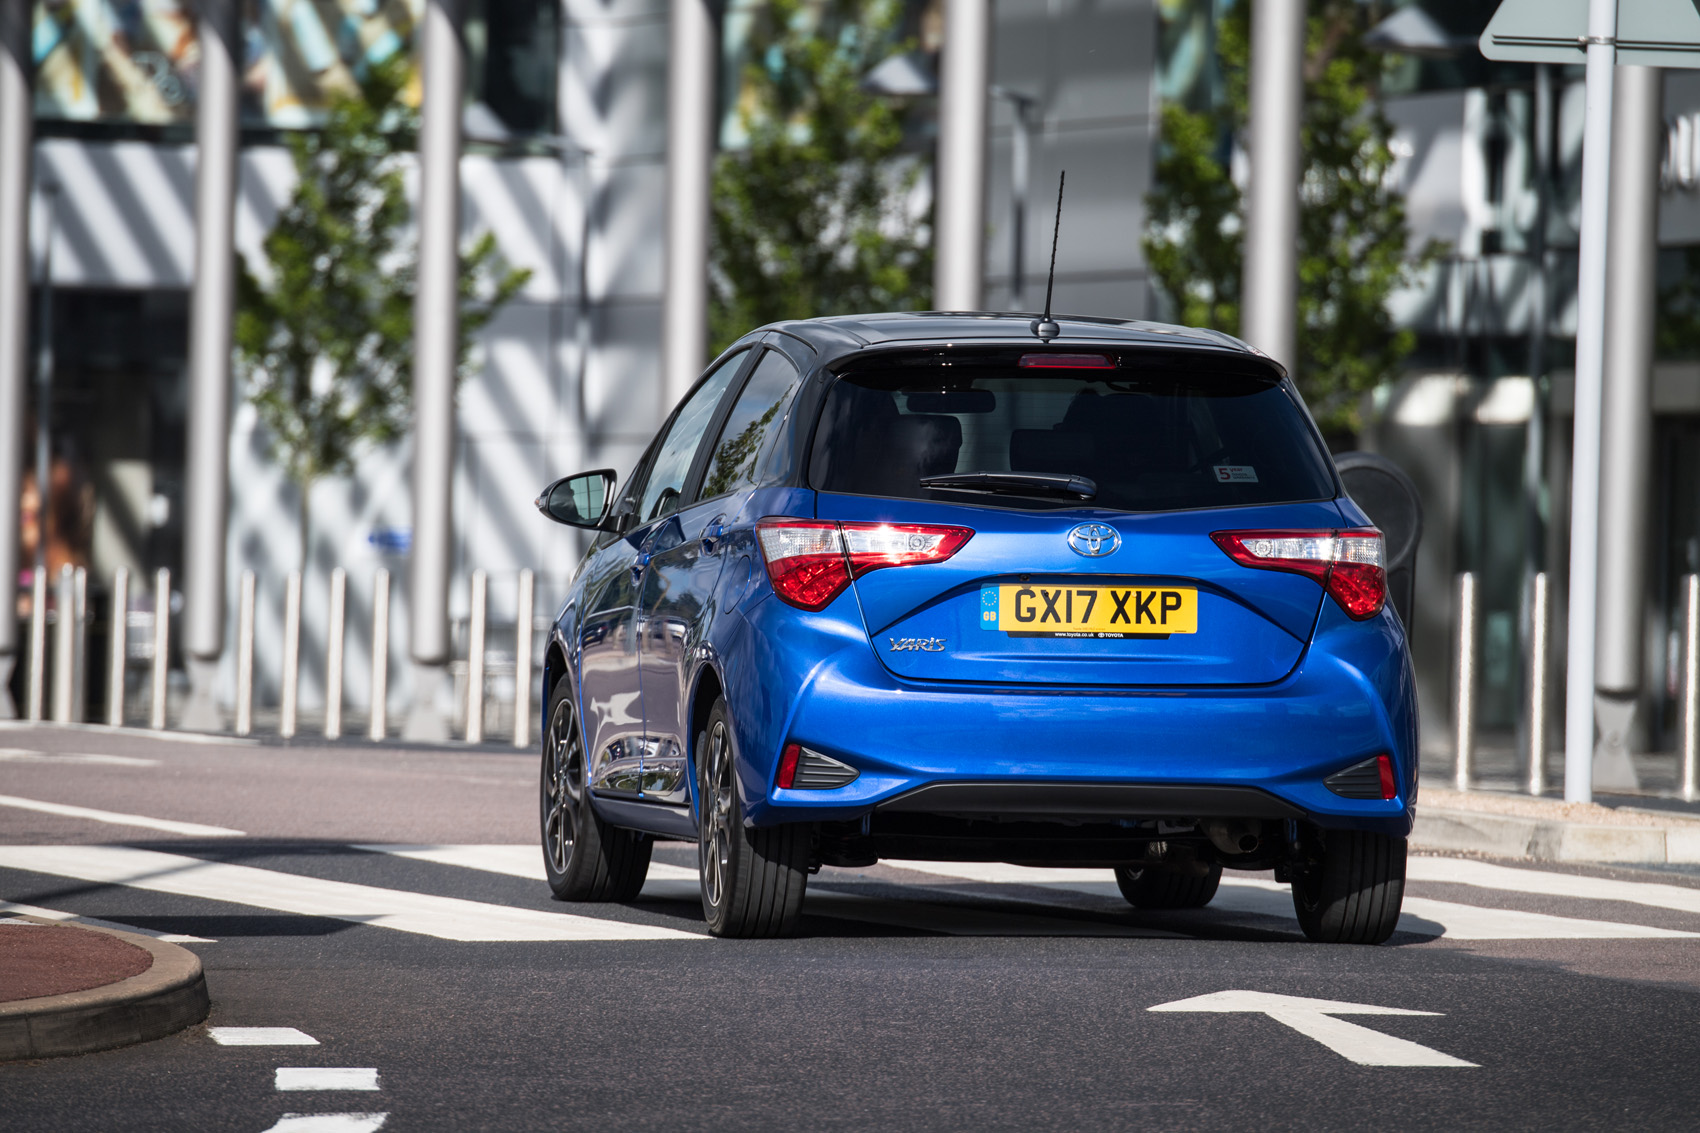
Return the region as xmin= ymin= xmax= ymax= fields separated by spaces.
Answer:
xmin=662 ymin=0 xmax=716 ymax=407
xmin=0 ymin=0 xmax=35 ymax=717
xmin=370 ymin=568 xmax=390 ymax=741
xmin=404 ymin=0 xmax=466 ymax=744
xmin=1241 ymin=0 xmax=1305 ymax=371
xmin=1681 ymin=573 xmax=1698 ymax=802
xmin=1453 ymin=571 xmax=1478 ymax=791
xmin=1562 ymin=0 xmax=1621 ymax=805
xmin=934 ymin=0 xmax=990 ymax=311
xmin=108 ymin=567 xmax=128 ymax=727
xmin=33 ymin=185 xmax=55 ymax=660
xmin=513 ymin=568 xmax=534 ymax=749
xmin=26 ymin=571 xmax=43 ymax=720
xmin=180 ymin=0 xmax=241 ymax=733
xmin=1523 ymin=63 xmax=1553 ymax=578
xmin=280 ymin=570 xmax=301 ymax=739
xmin=150 ymin=568 xmax=169 ymax=730
xmin=1592 ymin=64 xmax=1661 ymax=794
xmin=1528 ymin=571 xmax=1550 ymax=796
xmin=324 ymin=567 xmax=346 ymax=739
xmin=235 ymin=570 xmax=254 ymax=736
xmin=998 ymin=90 xmax=1033 ymax=310
xmin=465 ymin=569 xmax=487 ymax=743
xmin=52 ymin=564 xmax=73 ymax=722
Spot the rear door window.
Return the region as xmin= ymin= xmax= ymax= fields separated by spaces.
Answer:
xmin=699 ymin=350 xmax=804 ymax=501
xmin=637 ymin=350 xmax=748 ymax=524
xmin=809 ymin=366 xmax=1335 ymax=512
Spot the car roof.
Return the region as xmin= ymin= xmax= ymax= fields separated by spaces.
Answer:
xmin=748 ymin=311 xmax=1271 ymax=369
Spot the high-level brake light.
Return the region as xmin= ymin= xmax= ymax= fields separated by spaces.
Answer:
xmin=1018 ymin=352 xmax=1114 ymax=369
xmin=1211 ymin=528 xmax=1387 ymax=620
xmin=756 ymin=520 xmax=974 ymax=611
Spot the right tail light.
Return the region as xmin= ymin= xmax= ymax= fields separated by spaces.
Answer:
xmin=1211 ymin=528 xmax=1387 ymax=620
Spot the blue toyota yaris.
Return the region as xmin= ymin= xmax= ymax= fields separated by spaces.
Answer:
xmin=534 ymin=313 xmax=1416 ymax=944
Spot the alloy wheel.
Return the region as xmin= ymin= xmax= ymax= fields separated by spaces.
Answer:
xmin=700 ymin=720 xmax=734 ymax=908
xmin=543 ymin=698 xmax=584 ymax=875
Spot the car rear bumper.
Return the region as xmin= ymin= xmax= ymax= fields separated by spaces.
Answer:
xmin=735 ymin=600 xmax=1417 ymax=839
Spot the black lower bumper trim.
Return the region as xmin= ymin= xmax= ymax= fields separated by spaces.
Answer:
xmin=874 ymin=781 xmax=1305 ymax=820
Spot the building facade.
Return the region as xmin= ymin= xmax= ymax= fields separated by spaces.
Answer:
xmin=15 ymin=0 xmax=1159 ymax=729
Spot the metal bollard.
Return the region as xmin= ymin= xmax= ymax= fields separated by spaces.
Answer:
xmin=466 ymin=569 xmax=488 ymax=743
xmin=1527 ymin=572 xmax=1550 ymax=796
xmin=369 ymin=569 xmax=390 ymax=741
xmin=513 ymin=569 xmax=534 ymax=750
xmin=150 ymin=568 xmax=170 ymax=729
xmin=1682 ymin=573 xmax=1699 ymax=803
xmin=280 ymin=571 xmax=301 ymax=739
xmin=235 ymin=571 xmax=255 ymax=736
xmin=26 ymin=570 xmax=45 ymax=721
xmin=108 ymin=567 xmax=128 ymax=727
xmin=324 ymin=567 xmax=346 ymax=739
xmin=71 ymin=566 xmax=86 ymax=722
xmin=1453 ymin=571 xmax=1478 ymax=791
xmin=52 ymin=564 xmax=74 ymax=723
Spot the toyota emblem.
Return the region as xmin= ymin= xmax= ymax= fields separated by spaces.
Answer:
xmin=1067 ymin=523 xmax=1121 ymax=557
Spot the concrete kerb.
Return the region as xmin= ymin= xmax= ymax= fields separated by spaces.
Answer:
xmin=0 ymin=918 xmax=209 ymax=1061
xmin=1414 ymin=788 xmax=1700 ymax=864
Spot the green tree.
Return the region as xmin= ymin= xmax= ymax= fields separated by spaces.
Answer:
xmin=709 ymin=0 xmax=931 ymax=356
xmin=1144 ymin=0 xmax=1438 ymax=436
xmin=235 ymin=61 xmax=530 ymax=569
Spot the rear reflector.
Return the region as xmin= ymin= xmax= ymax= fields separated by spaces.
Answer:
xmin=1019 ymin=352 xmax=1114 ymax=369
xmin=756 ymin=519 xmax=973 ymax=611
xmin=1210 ymin=528 xmax=1387 ymax=620
xmin=775 ymin=745 xmax=860 ymax=791
xmin=1324 ymin=753 xmax=1398 ymax=800
xmin=776 ymin=743 xmax=802 ymax=790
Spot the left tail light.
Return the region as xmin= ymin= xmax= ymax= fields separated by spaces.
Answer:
xmin=1211 ymin=528 xmax=1386 ymax=620
xmin=756 ymin=519 xmax=973 ymax=611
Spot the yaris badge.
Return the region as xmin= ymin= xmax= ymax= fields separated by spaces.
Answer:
xmin=1067 ymin=523 xmax=1120 ymax=557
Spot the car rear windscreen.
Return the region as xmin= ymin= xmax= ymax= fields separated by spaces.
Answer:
xmin=808 ymin=367 xmax=1337 ymax=512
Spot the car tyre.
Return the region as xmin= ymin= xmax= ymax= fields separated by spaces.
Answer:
xmin=697 ymin=698 xmax=808 ymax=938
xmin=540 ymin=677 xmax=651 ymax=901
xmin=1291 ymin=830 xmax=1406 ymax=944
xmin=1114 ymin=858 xmax=1222 ymax=909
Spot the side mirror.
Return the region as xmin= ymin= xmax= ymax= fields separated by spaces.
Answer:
xmin=536 ymin=469 xmax=617 ymax=529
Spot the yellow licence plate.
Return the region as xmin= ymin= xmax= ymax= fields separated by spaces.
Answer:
xmin=983 ymin=584 xmax=1198 ymax=638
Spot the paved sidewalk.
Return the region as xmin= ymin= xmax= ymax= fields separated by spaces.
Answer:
xmin=1416 ymin=783 xmax=1700 ymax=864
xmin=0 ymin=917 xmax=208 ymax=1061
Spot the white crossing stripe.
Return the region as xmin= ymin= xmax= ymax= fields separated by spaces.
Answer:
xmin=880 ymin=861 xmax=1700 ymax=940
xmin=0 ymin=846 xmax=704 ymax=942
xmin=210 ymin=1027 xmax=318 ymax=1046
xmin=0 ymin=720 xmax=258 ymax=746
xmin=276 ymin=1068 xmax=379 ymax=1092
xmin=0 ymin=749 xmax=159 ymax=766
xmin=0 ymin=898 xmax=214 ymax=942
xmin=1408 ymin=856 xmax=1700 ymax=916
xmin=0 ymin=794 xmax=243 ymax=836
xmin=358 ymin=843 xmax=699 ymax=884
xmin=260 ymin=1114 xmax=388 ymax=1132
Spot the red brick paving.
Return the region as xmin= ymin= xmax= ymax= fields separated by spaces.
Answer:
xmin=0 ymin=923 xmax=152 ymax=1003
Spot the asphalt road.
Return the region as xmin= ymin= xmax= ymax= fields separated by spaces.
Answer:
xmin=4 ymin=721 xmax=1700 ymax=1131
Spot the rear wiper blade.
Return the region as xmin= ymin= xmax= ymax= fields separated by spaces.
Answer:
xmin=919 ymin=471 xmax=1098 ymax=500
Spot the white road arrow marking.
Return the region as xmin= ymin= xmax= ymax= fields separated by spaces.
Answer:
xmin=1149 ymin=990 xmax=1477 ymax=1067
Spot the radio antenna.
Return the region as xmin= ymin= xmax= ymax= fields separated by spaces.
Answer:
xmin=1031 ymin=171 xmax=1065 ymax=342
